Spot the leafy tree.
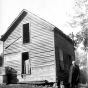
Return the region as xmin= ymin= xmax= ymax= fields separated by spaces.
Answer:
xmin=67 ymin=0 xmax=88 ymax=83
xmin=67 ymin=0 xmax=88 ymax=49
xmin=68 ymin=32 xmax=88 ymax=83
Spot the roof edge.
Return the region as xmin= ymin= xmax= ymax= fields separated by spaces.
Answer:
xmin=0 ymin=10 xmax=27 ymax=42
xmin=54 ymin=27 xmax=74 ymax=44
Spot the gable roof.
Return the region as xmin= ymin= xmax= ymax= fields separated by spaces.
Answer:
xmin=0 ymin=9 xmax=74 ymax=44
xmin=0 ymin=10 xmax=27 ymax=42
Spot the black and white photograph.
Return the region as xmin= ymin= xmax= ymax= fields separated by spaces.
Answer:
xmin=0 ymin=0 xmax=88 ymax=88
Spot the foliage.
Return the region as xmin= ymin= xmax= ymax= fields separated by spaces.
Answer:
xmin=75 ymin=50 xmax=87 ymax=66
xmin=68 ymin=0 xmax=88 ymax=27
xmin=5 ymin=66 xmax=17 ymax=75
xmin=80 ymin=67 xmax=88 ymax=84
xmin=67 ymin=0 xmax=88 ymax=82
xmin=68 ymin=31 xmax=88 ymax=83
xmin=67 ymin=0 xmax=88 ymax=50
xmin=5 ymin=66 xmax=18 ymax=84
xmin=68 ymin=29 xmax=88 ymax=51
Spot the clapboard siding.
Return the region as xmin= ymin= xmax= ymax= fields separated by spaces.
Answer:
xmin=55 ymin=32 xmax=74 ymax=55
xmin=54 ymin=28 xmax=74 ymax=82
xmin=20 ymin=65 xmax=55 ymax=82
xmin=5 ymin=14 xmax=53 ymax=41
xmin=4 ymin=44 xmax=54 ymax=54
xmin=4 ymin=53 xmax=21 ymax=74
xmin=25 ymin=14 xmax=53 ymax=29
xmin=3 ymin=13 xmax=55 ymax=82
xmin=4 ymin=31 xmax=54 ymax=54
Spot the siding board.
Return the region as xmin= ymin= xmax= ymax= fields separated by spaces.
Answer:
xmin=3 ymin=12 xmax=55 ymax=82
xmin=54 ymin=28 xmax=74 ymax=82
xmin=4 ymin=53 xmax=21 ymax=74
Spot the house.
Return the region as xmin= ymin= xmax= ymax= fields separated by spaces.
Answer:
xmin=0 ymin=9 xmax=75 ymax=84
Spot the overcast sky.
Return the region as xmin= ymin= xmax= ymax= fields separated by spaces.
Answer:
xmin=0 ymin=0 xmax=82 ymax=38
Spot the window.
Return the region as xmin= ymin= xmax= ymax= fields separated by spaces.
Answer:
xmin=59 ymin=49 xmax=64 ymax=70
xmin=23 ymin=23 xmax=30 ymax=44
xmin=22 ymin=52 xmax=31 ymax=74
xmin=68 ymin=55 xmax=72 ymax=67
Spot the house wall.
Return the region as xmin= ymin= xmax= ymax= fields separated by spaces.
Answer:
xmin=54 ymin=28 xmax=75 ymax=83
xmin=3 ymin=13 xmax=55 ymax=82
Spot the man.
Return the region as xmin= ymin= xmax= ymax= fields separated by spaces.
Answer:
xmin=69 ymin=61 xmax=80 ymax=88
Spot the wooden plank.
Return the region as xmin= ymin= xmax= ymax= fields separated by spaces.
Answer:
xmin=6 ymin=15 xmax=53 ymax=41
xmin=31 ymin=66 xmax=55 ymax=75
xmin=31 ymin=62 xmax=54 ymax=67
xmin=31 ymin=24 xmax=53 ymax=34
xmin=25 ymin=12 xmax=54 ymax=29
xmin=30 ymin=50 xmax=54 ymax=56
xmin=4 ymin=46 xmax=54 ymax=54
xmin=4 ymin=35 xmax=53 ymax=48
xmin=23 ymin=16 xmax=48 ymax=29
xmin=22 ymin=16 xmax=53 ymax=32
xmin=4 ymin=50 xmax=54 ymax=56
xmin=31 ymin=60 xmax=55 ymax=66
xmin=4 ymin=32 xmax=53 ymax=50
xmin=4 ymin=41 xmax=54 ymax=53
xmin=30 ymin=53 xmax=54 ymax=58
xmin=7 ymin=44 xmax=53 ymax=52
xmin=32 ymin=37 xmax=53 ymax=45
xmin=4 ymin=46 xmax=54 ymax=55
xmin=31 ymin=30 xmax=53 ymax=39
xmin=31 ymin=63 xmax=55 ymax=68
xmin=26 ymin=14 xmax=54 ymax=29
xmin=55 ymin=33 xmax=74 ymax=55
xmin=31 ymin=31 xmax=53 ymax=40
xmin=4 ymin=61 xmax=21 ymax=66
xmin=4 ymin=53 xmax=21 ymax=74
xmin=31 ymin=56 xmax=54 ymax=62
xmin=21 ymin=64 xmax=55 ymax=82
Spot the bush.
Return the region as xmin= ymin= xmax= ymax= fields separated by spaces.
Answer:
xmin=5 ymin=66 xmax=19 ymax=84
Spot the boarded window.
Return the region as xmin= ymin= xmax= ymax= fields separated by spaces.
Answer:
xmin=68 ymin=55 xmax=72 ymax=66
xmin=23 ymin=23 xmax=30 ymax=44
xmin=59 ymin=49 xmax=64 ymax=70
xmin=22 ymin=52 xmax=31 ymax=74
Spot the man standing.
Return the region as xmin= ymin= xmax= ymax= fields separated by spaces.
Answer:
xmin=69 ymin=61 xmax=80 ymax=88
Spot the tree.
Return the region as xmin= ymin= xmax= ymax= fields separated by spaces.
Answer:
xmin=67 ymin=0 xmax=88 ymax=83
xmin=75 ymin=29 xmax=88 ymax=51
xmin=67 ymin=0 xmax=88 ymax=50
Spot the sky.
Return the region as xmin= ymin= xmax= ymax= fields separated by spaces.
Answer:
xmin=0 ymin=0 xmax=82 ymax=38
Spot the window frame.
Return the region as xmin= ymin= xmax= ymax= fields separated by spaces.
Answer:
xmin=21 ymin=52 xmax=31 ymax=75
xmin=22 ymin=23 xmax=30 ymax=44
xmin=59 ymin=49 xmax=64 ymax=70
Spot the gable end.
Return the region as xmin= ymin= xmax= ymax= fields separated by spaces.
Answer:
xmin=1 ymin=11 xmax=27 ymax=42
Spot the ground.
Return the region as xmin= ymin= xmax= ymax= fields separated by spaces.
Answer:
xmin=0 ymin=83 xmax=88 ymax=88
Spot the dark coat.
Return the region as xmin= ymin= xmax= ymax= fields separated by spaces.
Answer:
xmin=72 ymin=65 xmax=80 ymax=85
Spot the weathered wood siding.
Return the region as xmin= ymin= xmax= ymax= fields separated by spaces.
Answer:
xmin=4 ymin=53 xmax=21 ymax=74
xmin=54 ymin=28 xmax=75 ymax=82
xmin=4 ymin=13 xmax=55 ymax=82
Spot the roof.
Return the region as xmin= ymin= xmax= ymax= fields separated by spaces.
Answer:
xmin=0 ymin=9 xmax=73 ymax=44
xmin=0 ymin=10 xmax=27 ymax=41
xmin=54 ymin=27 xmax=74 ymax=44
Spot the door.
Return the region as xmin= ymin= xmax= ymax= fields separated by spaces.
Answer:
xmin=21 ymin=52 xmax=31 ymax=75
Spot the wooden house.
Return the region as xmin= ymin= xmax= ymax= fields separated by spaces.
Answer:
xmin=0 ymin=9 xmax=75 ymax=84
